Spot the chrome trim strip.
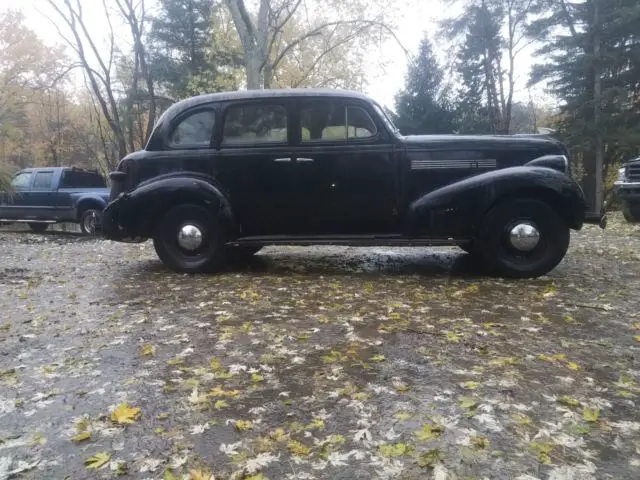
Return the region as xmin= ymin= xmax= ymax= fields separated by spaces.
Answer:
xmin=411 ymin=159 xmax=497 ymax=170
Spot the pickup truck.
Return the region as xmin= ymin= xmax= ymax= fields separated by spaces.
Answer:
xmin=0 ymin=167 xmax=110 ymax=234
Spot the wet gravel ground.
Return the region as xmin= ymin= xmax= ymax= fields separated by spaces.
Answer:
xmin=1 ymin=216 xmax=640 ymax=480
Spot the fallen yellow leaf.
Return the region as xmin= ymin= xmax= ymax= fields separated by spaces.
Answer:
xmin=71 ymin=431 xmax=92 ymax=443
xmin=85 ymin=452 xmax=111 ymax=470
xmin=566 ymin=362 xmax=580 ymax=371
xmin=141 ymin=344 xmax=156 ymax=356
xmin=111 ymin=402 xmax=141 ymax=424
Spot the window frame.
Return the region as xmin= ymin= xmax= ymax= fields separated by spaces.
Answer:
xmin=296 ymin=98 xmax=383 ymax=146
xmin=166 ymin=106 xmax=218 ymax=150
xmin=32 ymin=171 xmax=55 ymax=189
xmin=11 ymin=172 xmax=34 ymax=189
xmin=218 ymin=100 xmax=291 ymax=149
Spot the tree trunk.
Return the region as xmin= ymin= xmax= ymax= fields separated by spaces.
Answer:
xmin=593 ymin=0 xmax=604 ymax=212
xmin=245 ymin=49 xmax=263 ymax=89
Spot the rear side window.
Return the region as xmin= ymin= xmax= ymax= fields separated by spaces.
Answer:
xmin=170 ymin=110 xmax=216 ymax=147
xmin=60 ymin=171 xmax=107 ymax=188
xmin=11 ymin=172 xmax=32 ymax=188
xmin=222 ymin=104 xmax=287 ymax=145
xmin=33 ymin=172 xmax=54 ymax=188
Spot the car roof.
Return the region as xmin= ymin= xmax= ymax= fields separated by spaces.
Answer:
xmin=159 ymin=88 xmax=374 ymax=120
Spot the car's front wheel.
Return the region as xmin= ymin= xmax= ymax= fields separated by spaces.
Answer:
xmin=622 ymin=202 xmax=640 ymax=223
xmin=476 ymin=198 xmax=570 ymax=278
xmin=153 ymin=204 xmax=226 ymax=273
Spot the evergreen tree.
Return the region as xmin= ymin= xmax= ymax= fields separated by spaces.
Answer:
xmin=393 ymin=37 xmax=456 ymax=135
xmin=148 ymin=0 xmax=229 ymax=99
xmin=528 ymin=0 xmax=640 ymax=210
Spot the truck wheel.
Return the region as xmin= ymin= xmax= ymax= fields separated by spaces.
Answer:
xmin=28 ymin=223 xmax=48 ymax=233
xmin=476 ymin=198 xmax=570 ymax=278
xmin=622 ymin=202 xmax=640 ymax=223
xmin=79 ymin=209 xmax=100 ymax=235
xmin=153 ymin=204 xmax=226 ymax=273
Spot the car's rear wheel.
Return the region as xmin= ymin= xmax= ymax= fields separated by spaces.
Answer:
xmin=622 ymin=201 xmax=640 ymax=223
xmin=153 ymin=204 xmax=226 ymax=273
xmin=28 ymin=223 xmax=48 ymax=233
xmin=476 ymin=198 xmax=570 ymax=278
xmin=79 ymin=209 xmax=100 ymax=235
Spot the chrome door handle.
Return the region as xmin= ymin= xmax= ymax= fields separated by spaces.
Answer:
xmin=296 ymin=157 xmax=314 ymax=162
xmin=273 ymin=157 xmax=291 ymax=162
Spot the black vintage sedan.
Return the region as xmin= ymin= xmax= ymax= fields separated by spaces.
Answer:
xmin=101 ymin=88 xmax=605 ymax=278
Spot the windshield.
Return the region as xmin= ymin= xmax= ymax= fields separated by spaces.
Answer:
xmin=372 ymin=102 xmax=400 ymax=136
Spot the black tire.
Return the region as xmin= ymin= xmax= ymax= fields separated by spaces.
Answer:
xmin=622 ymin=202 xmax=640 ymax=223
xmin=226 ymin=246 xmax=262 ymax=263
xmin=79 ymin=209 xmax=100 ymax=235
xmin=153 ymin=204 xmax=225 ymax=273
xmin=459 ymin=242 xmax=475 ymax=255
xmin=476 ymin=198 xmax=570 ymax=278
xmin=28 ymin=223 xmax=48 ymax=233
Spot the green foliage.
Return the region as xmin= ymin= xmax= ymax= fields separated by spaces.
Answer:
xmin=393 ymin=37 xmax=456 ymax=134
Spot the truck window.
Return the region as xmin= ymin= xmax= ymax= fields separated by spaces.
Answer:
xmin=60 ymin=171 xmax=107 ymax=188
xmin=11 ymin=172 xmax=33 ymax=188
xmin=33 ymin=172 xmax=54 ymax=189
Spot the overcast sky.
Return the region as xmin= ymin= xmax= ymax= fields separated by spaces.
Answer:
xmin=4 ymin=0 xmax=544 ymax=109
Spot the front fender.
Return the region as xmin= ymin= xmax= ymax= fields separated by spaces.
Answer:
xmin=407 ymin=166 xmax=586 ymax=237
xmin=104 ymin=174 xmax=234 ymax=239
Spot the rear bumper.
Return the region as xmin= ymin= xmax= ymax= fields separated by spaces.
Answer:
xmin=583 ymin=201 xmax=607 ymax=229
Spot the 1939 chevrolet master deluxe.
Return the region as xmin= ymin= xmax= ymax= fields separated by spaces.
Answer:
xmin=100 ymin=89 xmax=606 ymax=278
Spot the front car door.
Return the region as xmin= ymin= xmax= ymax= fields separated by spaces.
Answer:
xmin=290 ymin=98 xmax=399 ymax=234
xmin=213 ymin=99 xmax=296 ymax=236
xmin=0 ymin=170 xmax=34 ymax=220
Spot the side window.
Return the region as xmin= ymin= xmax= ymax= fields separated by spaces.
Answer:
xmin=11 ymin=172 xmax=33 ymax=188
xmin=170 ymin=110 xmax=216 ymax=147
xmin=33 ymin=172 xmax=54 ymax=189
xmin=60 ymin=171 xmax=107 ymax=188
xmin=300 ymin=102 xmax=377 ymax=142
xmin=301 ymin=101 xmax=346 ymax=142
xmin=347 ymin=106 xmax=377 ymax=139
xmin=222 ymin=104 xmax=287 ymax=145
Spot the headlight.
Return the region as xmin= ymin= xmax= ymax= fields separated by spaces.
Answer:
xmin=617 ymin=167 xmax=626 ymax=182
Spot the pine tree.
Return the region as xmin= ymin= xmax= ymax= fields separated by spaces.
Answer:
xmin=528 ymin=0 xmax=640 ymax=210
xmin=148 ymin=0 xmax=224 ymax=99
xmin=393 ymin=37 xmax=456 ymax=135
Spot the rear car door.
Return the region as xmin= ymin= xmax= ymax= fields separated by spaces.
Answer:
xmin=29 ymin=170 xmax=57 ymax=218
xmin=214 ymin=100 xmax=297 ymax=236
xmin=290 ymin=99 xmax=399 ymax=234
xmin=0 ymin=171 xmax=34 ymax=220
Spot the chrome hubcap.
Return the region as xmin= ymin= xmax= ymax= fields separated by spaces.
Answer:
xmin=177 ymin=224 xmax=203 ymax=251
xmin=84 ymin=213 xmax=96 ymax=234
xmin=508 ymin=222 xmax=540 ymax=252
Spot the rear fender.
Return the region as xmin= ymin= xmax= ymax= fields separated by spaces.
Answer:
xmin=115 ymin=174 xmax=235 ymax=238
xmin=406 ymin=166 xmax=586 ymax=237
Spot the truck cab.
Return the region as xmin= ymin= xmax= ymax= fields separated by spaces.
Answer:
xmin=0 ymin=167 xmax=110 ymax=234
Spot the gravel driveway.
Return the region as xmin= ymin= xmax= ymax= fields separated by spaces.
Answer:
xmin=1 ymin=216 xmax=639 ymax=480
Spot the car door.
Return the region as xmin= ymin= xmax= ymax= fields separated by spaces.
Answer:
xmin=0 ymin=170 xmax=34 ymax=220
xmin=29 ymin=170 xmax=57 ymax=218
xmin=213 ymin=100 xmax=297 ymax=236
xmin=290 ymin=99 xmax=399 ymax=235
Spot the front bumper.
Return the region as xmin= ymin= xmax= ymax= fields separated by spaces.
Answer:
xmin=613 ymin=181 xmax=640 ymax=200
xmin=98 ymin=194 xmax=146 ymax=243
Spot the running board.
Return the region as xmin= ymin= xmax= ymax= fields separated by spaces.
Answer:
xmin=227 ymin=235 xmax=468 ymax=248
xmin=0 ymin=219 xmax=57 ymax=224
